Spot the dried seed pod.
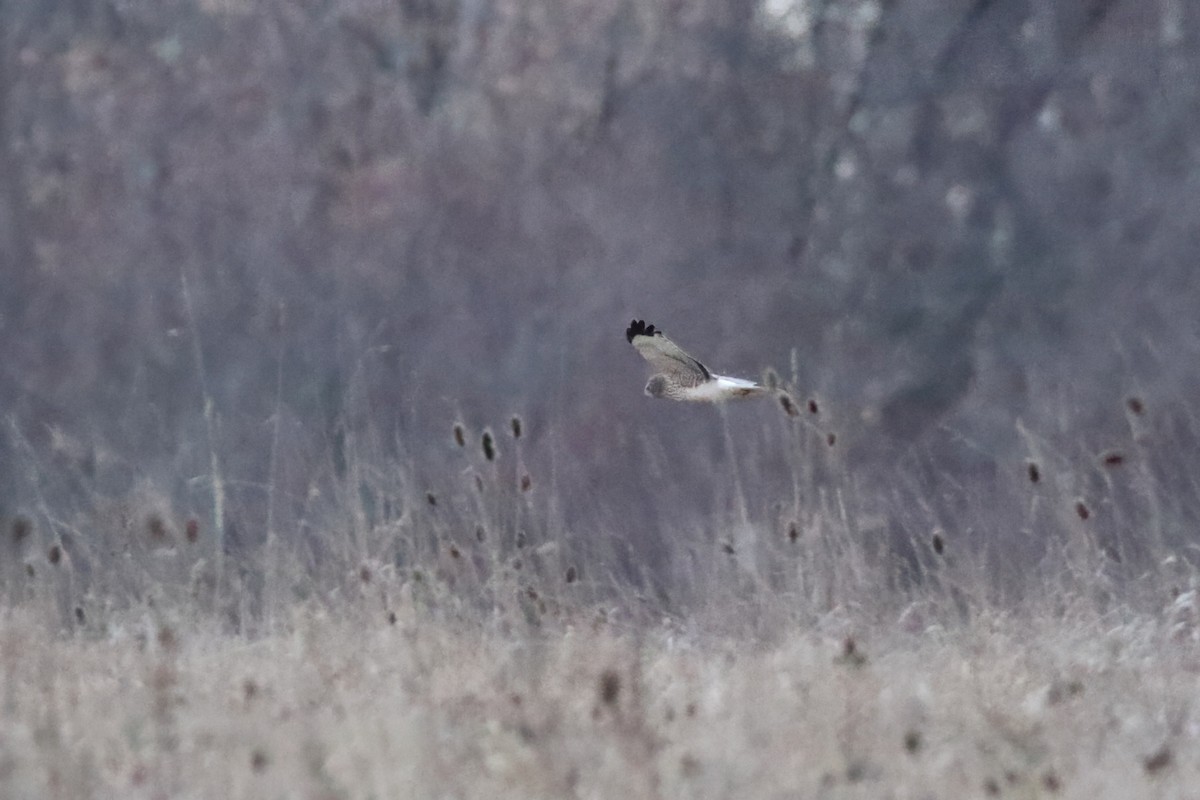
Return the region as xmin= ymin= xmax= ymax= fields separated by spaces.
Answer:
xmin=147 ymin=515 xmax=168 ymax=543
xmin=1143 ymin=746 xmax=1172 ymax=774
xmin=598 ymin=670 xmax=620 ymax=706
xmin=11 ymin=516 xmax=31 ymax=545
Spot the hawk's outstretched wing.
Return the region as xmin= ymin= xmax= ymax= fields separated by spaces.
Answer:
xmin=625 ymin=319 xmax=711 ymax=388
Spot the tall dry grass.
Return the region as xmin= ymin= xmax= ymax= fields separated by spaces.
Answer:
xmin=1 ymin=390 xmax=1198 ymax=798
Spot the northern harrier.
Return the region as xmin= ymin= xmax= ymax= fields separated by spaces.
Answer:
xmin=625 ymin=319 xmax=772 ymax=403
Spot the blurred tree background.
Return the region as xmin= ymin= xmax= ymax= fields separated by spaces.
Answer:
xmin=1 ymin=0 xmax=1198 ymax=578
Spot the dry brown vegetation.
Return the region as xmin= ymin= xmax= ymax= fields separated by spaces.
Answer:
xmin=2 ymin=581 xmax=1199 ymax=798
xmin=3 ymin=398 xmax=1200 ymax=799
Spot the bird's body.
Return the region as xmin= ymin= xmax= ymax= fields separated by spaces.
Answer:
xmin=626 ymin=319 xmax=771 ymax=403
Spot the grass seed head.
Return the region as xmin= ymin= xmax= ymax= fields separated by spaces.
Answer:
xmin=763 ymin=367 xmax=780 ymax=390
xmin=1046 ymin=679 xmax=1085 ymax=705
xmin=779 ymin=393 xmax=798 ymax=417
xmin=1143 ymin=746 xmax=1172 ymax=774
xmin=599 ymin=669 xmax=621 ymax=706
xmin=11 ymin=516 xmax=31 ymax=545
xmin=1042 ymin=770 xmax=1061 ymax=793
xmin=147 ymin=515 xmax=169 ymax=543
xmin=839 ymin=636 xmax=867 ymax=667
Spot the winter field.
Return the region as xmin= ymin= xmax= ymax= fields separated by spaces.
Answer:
xmin=4 ymin=2 xmax=1200 ymax=797
xmin=3 ymin=402 xmax=1199 ymax=800
xmin=2 ymin=594 xmax=1197 ymax=799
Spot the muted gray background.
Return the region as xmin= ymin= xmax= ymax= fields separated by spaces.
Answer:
xmin=1 ymin=0 xmax=1198 ymax=573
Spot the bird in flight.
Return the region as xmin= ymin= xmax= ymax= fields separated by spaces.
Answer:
xmin=625 ymin=319 xmax=780 ymax=404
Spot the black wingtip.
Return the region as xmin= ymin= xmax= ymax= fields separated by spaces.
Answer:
xmin=625 ymin=319 xmax=658 ymax=343
xmin=625 ymin=319 xmax=644 ymax=343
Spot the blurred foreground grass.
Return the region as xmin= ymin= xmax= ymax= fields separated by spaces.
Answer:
xmin=1 ymin=595 xmax=1197 ymax=799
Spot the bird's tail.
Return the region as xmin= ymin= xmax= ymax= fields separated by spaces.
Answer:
xmin=713 ymin=375 xmax=769 ymax=397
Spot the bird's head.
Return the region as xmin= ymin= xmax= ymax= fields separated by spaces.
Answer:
xmin=644 ymin=375 xmax=668 ymax=398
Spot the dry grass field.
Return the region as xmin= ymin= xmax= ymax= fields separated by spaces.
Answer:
xmin=5 ymin=342 xmax=1196 ymax=797
xmin=3 ymin=2 xmax=1200 ymax=797
xmin=1 ymin=592 xmax=1198 ymax=799
xmin=3 ymin=404 xmax=1199 ymax=800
